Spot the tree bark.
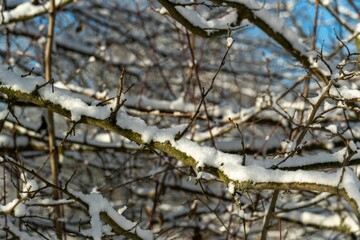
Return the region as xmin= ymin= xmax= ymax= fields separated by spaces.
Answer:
xmin=45 ymin=0 xmax=63 ymax=239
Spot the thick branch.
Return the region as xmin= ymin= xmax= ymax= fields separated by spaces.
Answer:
xmin=158 ymin=0 xmax=329 ymax=84
xmin=44 ymin=0 xmax=63 ymax=238
xmin=157 ymin=0 xmax=229 ymax=38
xmin=0 ymin=0 xmax=73 ymax=25
xmin=1 ymin=156 xmax=152 ymax=240
xmin=0 ymin=72 xmax=359 ymax=222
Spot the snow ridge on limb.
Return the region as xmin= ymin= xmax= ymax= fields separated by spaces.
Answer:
xmin=1 ymin=67 xmax=360 ymax=223
xmin=158 ymin=0 xmax=329 ymax=85
xmin=157 ymin=0 xmax=239 ymax=38
xmin=0 ymin=0 xmax=74 ymax=25
xmin=70 ymin=190 xmax=153 ymax=240
xmin=0 ymin=68 xmax=152 ymax=239
xmin=0 ymin=155 xmax=153 ymax=240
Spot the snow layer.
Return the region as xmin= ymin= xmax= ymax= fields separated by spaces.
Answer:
xmin=70 ymin=190 xmax=153 ymax=240
xmin=0 ymin=0 xmax=73 ymax=24
xmin=2 ymin=67 xmax=360 ymax=219
xmin=279 ymin=210 xmax=360 ymax=233
xmin=175 ymin=6 xmax=238 ymax=33
xmin=330 ymin=85 xmax=360 ymax=100
xmin=0 ymin=67 xmax=112 ymax=121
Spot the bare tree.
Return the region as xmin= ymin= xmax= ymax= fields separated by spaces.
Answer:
xmin=1 ymin=0 xmax=360 ymax=239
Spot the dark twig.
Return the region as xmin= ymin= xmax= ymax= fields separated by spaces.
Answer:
xmin=334 ymin=29 xmax=351 ymax=59
xmin=96 ymin=83 xmax=134 ymax=107
xmin=7 ymin=99 xmax=21 ymax=126
xmin=21 ymin=67 xmax=34 ymax=78
xmin=228 ymin=117 xmax=246 ymax=165
xmin=65 ymin=169 xmax=77 ymax=190
xmin=31 ymin=79 xmax=55 ymax=95
xmin=315 ymin=40 xmax=333 ymax=75
xmin=109 ymin=69 xmax=126 ymax=121
xmin=60 ymin=121 xmax=78 ymax=147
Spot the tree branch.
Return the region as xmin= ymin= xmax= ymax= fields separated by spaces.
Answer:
xmin=0 ymin=0 xmax=74 ymax=25
xmin=158 ymin=0 xmax=329 ymax=84
xmin=0 ymin=70 xmax=360 ymax=223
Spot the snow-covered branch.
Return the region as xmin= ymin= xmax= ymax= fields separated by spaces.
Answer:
xmin=0 ymin=0 xmax=74 ymax=24
xmin=158 ymin=0 xmax=329 ymax=84
xmin=1 ymin=67 xmax=360 ymax=223
xmin=2 ymin=1 xmax=360 ymax=238
xmin=0 ymin=155 xmax=153 ymax=240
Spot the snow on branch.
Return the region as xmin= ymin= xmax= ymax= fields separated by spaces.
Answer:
xmin=69 ymin=190 xmax=153 ymax=240
xmin=157 ymin=0 xmax=239 ymax=38
xmin=158 ymin=0 xmax=329 ymax=85
xmin=0 ymin=0 xmax=73 ymax=25
xmin=1 ymin=67 xmax=360 ymax=222
xmin=279 ymin=210 xmax=360 ymax=234
xmin=0 ymin=155 xmax=153 ymax=240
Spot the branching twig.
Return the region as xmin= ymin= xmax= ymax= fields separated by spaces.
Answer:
xmin=59 ymin=121 xmax=78 ymax=147
xmin=1 ymin=155 xmax=150 ymax=240
xmin=31 ymin=79 xmax=55 ymax=95
xmin=175 ymin=37 xmax=234 ymax=141
xmin=20 ymin=67 xmax=34 ymax=78
xmin=109 ymin=69 xmax=127 ymax=121
xmin=228 ymin=117 xmax=246 ymax=165
xmin=65 ymin=169 xmax=77 ymax=190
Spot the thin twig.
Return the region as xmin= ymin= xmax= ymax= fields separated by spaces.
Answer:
xmin=21 ymin=67 xmax=34 ymax=77
xmin=175 ymin=37 xmax=234 ymax=141
xmin=228 ymin=117 xmax=246 ymax=165
xmin=31 ymin=79 xmax=54 ymax=95
xmin=60 ymin=121 xmax=78 ymax=147
xmin=109 ymin=69 xmax=127 ymax=121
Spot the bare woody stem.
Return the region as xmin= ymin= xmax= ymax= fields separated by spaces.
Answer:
xmin=45 ymin=0 xmax=63 ymax=238
xmin=1 ymin=156 xmax=145 ymax=240
xmin=158 ymin=0 xmax=329 ymax=85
